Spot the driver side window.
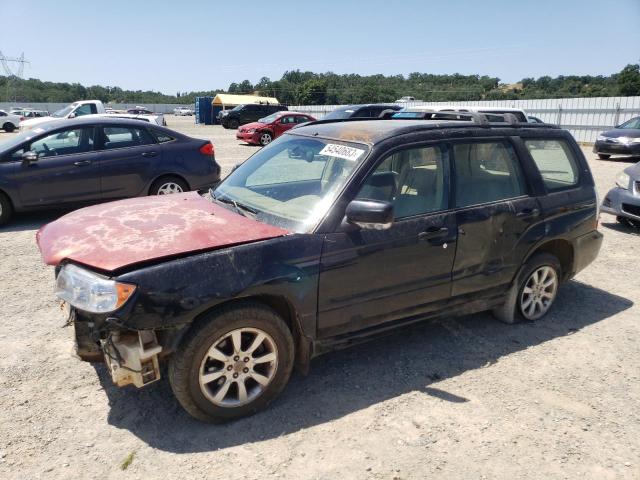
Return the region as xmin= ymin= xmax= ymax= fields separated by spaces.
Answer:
xmin=356 ymin=145 xmax=449 ymax=219
xmin=29 ymin=127 xmax=95 ymax=158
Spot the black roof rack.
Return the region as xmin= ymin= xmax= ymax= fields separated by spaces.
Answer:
xmin=297 ymin=111 xmax=560 ymax=133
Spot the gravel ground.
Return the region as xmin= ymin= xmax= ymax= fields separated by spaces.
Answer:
xmin=0 ymin=116 xmax=639 ymax=480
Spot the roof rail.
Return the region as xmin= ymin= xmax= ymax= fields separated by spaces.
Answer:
xmin=300 ymin=110 xmax=553 ymax=129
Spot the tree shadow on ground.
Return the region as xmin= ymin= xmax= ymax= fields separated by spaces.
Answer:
xmin=97 ymin=280 xmax=632 ymax=453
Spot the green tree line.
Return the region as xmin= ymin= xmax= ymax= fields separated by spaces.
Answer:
xmin=2 ymin=64 xmax=639 ymax=105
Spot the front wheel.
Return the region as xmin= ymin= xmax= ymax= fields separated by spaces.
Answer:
xmin=597 ymin=154 xmax=611 ymax=159
xmin=169 ymin=302 xmax=295 ymax=422
xmin=0 ymin=192 xmax=13 ymax=225
xmin=228 ymin=119 xmax=239 ymax=129
xmin=259 ymin=132 xmax=273 ymax=146
xmin=492 ymin=253 xmax=561 ymax=324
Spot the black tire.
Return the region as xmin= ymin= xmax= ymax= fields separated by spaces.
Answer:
xmin=597 ymin=154 xmax=610 ymax=160
xmin=149 ymin=175 xmax=189 ymax=195
xmin=492 ymin=253 xmax=562 ymax=324
xmin=168 ymin=302 xmax=295 ymax=423
xmin=259 ymin=131 xmax=273 ymax=146
xmin=3 ymin=122 xmax=16 ymax=133
xmin=228 ymin=119 xmax=239 ymax=129
xmin=617 ymin=216 xmax=640 ymax=229
xmin=0 ymin=192 xmax=13 ymax=225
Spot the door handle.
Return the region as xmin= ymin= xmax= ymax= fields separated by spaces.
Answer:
xmin=516 ymin=208 xmax=540 ymax=218
xmin=142 ymin=151 xmax=157 ymax=158
xmin=418 ymin=227 xmax=449 ymax=240
xmin=73 ymin=160 xmax=91 ymax=166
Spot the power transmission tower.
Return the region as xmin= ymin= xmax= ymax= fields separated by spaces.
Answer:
xmin=0 ymin=51 xmax=30 ymax=101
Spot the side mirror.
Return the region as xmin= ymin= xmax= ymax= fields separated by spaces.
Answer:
xmin=22 ymin=151 xmax=38 ymax=163
xmin=345 ymin=199 xmax=394 ymax=230
xmin=68 ymin=112 xmax=76 ymax=119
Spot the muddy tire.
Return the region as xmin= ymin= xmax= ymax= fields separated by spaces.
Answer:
xmin=0 ymin=191 xmax=13 ymax=225
xmin=492 ymin=253 xmax=561 ymax=324
xmin=168 ymin=302 xmax=295 ymax=423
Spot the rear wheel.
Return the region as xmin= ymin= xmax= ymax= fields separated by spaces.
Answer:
xmin=168 ymin=302 xmax=295 ymax=422
xmin=492 ymin=253 xmax=561 ymax=324
xmin=259 ymin=132 xmax=273 ymax=146
xmin=0 ymin=192 xmax=13 ymax=225
xmin=597 ymin=154 xmax=611 ymax=159
xmin=149 ymin=176 xmax=188 ymax=195
xmin=2 ymin=122 xmax=15 ymax=133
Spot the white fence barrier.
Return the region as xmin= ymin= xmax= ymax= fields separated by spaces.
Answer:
xmin=290 ymin=96 xmax=640 ymax=143
xmin=2 ymin=96 xmax=639 ymax=143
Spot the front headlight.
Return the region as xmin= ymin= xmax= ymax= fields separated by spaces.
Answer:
xmin=597 ymin=135 xmax=608 ymax=142
xmin=55 ymin=264 xmax=136 ymax=313
xmin=247 ymin=128 xmax=256 ymax=133
xmin=615 ymin=171 xmax=630 ymax=190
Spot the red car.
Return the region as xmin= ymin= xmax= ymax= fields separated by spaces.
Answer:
xmin=236 ymin=111 xmax=316 ymax=146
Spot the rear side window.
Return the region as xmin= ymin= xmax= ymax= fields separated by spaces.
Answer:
xmin=453 ymin=141 xmax=526 ymax=207
xmin=102 ymin=126 xmax=155 ymax=150
xmin=524 ymin=139 xmax=579 ymax=190
xmin=152 ymin=131 xmax=175 ymax=143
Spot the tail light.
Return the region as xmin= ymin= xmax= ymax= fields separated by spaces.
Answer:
xmin=199 ymin=142 xmax=214 ymax=156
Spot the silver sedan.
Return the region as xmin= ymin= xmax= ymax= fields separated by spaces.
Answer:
xmin=602 ymin=161 xmax=640 ymax=228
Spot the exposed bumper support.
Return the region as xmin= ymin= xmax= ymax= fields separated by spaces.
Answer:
xmin=101 ymin=330 xmax=162 ymax=388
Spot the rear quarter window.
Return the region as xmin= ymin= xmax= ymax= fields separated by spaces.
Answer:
xmin=524 ymin=139 xmax=579 ymax=191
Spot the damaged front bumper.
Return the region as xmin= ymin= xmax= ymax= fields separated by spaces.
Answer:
xmin=68 ymin=306 xmax=163 ymax=388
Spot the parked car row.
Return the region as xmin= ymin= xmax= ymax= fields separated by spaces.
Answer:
xmin=174 ymin=106 xmax=194 ymax=116
xmin=33 ymin=110 xmax=604 ymax=422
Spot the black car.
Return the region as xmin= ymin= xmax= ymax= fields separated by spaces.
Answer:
xmin=0 ymin=117 xmax=220 ymax=225
xmin=322 ymin=103 xmax=402 ymax=120
xmin=219 ymin=104 xmax=288 ymax=129
xmin=593 ymin=116 xmax=640 ymax=159
xmin=38 ymin=114 xmax=602 ymax=422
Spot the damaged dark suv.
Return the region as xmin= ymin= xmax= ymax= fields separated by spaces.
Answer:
xmin=37 ymin=113 xmax=603 ymax=422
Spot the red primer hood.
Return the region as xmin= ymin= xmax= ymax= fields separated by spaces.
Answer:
xmin=36 ymin=192 xmax=289 ymax=272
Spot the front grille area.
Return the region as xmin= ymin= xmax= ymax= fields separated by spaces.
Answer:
xmin=622 ymin=203 xmax=640 ymax=217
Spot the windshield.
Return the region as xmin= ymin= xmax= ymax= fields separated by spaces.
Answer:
xmin=619 ymin=117 xmax=640 ymax=129
xmin=323 ymin=109 xmax=354 ymax=120
xmin=258 ymin=113 xmax=280 ymax=123
xmin=0 ymin=127 xmax=51 ymax=152
xmin=51 ymin=105 xmax=75 ymax=118
xmin=231 ymin=105 xmax=244 ymax=112
xmin=213 ymin=135 xmax=369 ymax=232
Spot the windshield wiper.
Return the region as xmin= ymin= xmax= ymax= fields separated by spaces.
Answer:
xmin=210 ymin=190 xmax=257 ymax=218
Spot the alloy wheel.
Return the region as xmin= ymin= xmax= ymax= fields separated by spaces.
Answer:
xmin=260 ymin=133 xmax=272 ymax=145
xmin=198 ymin=327 xmax=278 ymax=407
xmin=520 ymin=265 xmax=558 ymax=320
xmin=156 ymin=182 xmax=184 ymax=195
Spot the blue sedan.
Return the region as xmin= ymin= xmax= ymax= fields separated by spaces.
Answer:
xmin=0 ymin=117 xmax=220 ymax=225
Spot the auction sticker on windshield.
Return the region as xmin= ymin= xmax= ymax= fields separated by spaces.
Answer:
xmin=319 ymin=143 xmax=365 ymax=161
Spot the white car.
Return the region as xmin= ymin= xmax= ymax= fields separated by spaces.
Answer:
xmin=174 ymin=106 xmax=194 ymax=116
xmin=0 ymin=110 xmax=20 ymax=132
xmin=20 ymin=100 xmax=107 ymax=131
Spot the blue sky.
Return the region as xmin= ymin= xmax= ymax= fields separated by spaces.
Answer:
xmin=0 ymin=0 xmax=638 ymax=94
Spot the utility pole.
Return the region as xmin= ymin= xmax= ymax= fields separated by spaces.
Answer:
xmin=0 ymin=51 xmax=30 ymax=101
